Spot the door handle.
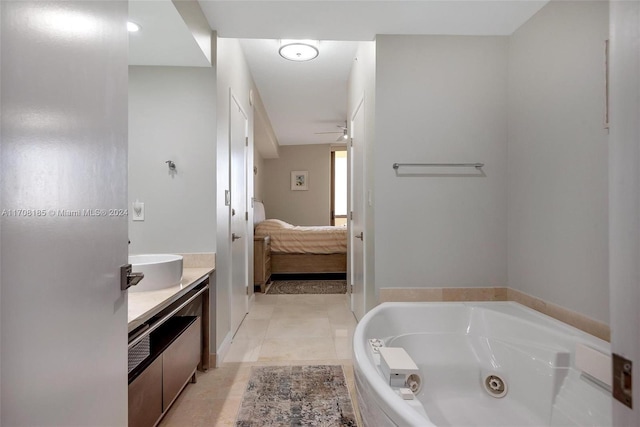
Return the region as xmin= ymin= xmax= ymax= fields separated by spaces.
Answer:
xmin=232 ymin=233 xmax=242 ymax=242
xmin=355 ymin=232 xmax=363 ymax=240
xmin=120 ymin=264 xmax=144 ymax=291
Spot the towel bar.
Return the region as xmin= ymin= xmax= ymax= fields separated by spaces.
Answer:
xmin=392 ymin=162 xmax=484 ymax=170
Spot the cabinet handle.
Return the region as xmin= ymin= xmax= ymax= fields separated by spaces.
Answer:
xmin=355 ymin=232 xmax=363 ymax=240
xmin=232 ymin=233 xmax=242 ymax=242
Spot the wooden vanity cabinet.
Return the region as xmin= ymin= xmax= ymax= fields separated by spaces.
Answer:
xmin=162 ymin=318 xmax=201 ymax=409
xmin=128 ymin=356 xmax=162 ymax=427
xmin=128 ymin=317 xmax=201 ymax=427
xmin=128 ymin=280 xmax=209 ymax=427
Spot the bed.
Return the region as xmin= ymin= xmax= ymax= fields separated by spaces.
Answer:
xmin=253 ymin=201 xmax=347 ymax=274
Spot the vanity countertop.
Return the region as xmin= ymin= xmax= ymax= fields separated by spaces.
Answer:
xmin=128 ymin=266 xmax=214 ymax=332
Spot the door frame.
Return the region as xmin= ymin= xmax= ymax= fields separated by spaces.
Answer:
xmin=349 ymin=95 xmax=366 ymax=320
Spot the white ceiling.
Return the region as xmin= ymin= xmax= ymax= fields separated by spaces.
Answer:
xmin=129 ymin=0 xmax=210 ymax=67
xmin=200 ymin=0 xmax=547 ymax=147
xmin=130 ymin=1 xmax=549 ymax=147
xmin=199 ymin=1 xmax=548 ymax=41
xmin=240 ymin=39 xmax=359 ymax=146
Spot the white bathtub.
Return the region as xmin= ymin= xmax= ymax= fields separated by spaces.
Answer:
xmin=353 ymin=302 xmax=611 ymax=426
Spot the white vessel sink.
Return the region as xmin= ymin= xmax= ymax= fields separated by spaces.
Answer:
xmin=128 ymin=254 xmax=183 ymax=293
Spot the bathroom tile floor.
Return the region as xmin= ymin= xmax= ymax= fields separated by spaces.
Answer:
xmin=158 ymin=292 xmax=361 ymax=427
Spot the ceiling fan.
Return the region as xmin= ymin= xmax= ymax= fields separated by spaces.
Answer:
xmin=315 ymin=122 xmax=348 ymax=142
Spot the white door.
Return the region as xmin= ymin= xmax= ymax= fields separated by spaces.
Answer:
xmin=230 ymin=94 xmax=249 ymax=334
xmin=1 ymin=1 xmax=128 ymax=425
xmin=609 ymin=1 xmax=640 ymax=424
xmin=350 ymin=98 xmax=366 ymax=320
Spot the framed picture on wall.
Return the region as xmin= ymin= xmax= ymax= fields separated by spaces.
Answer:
xmin=291 ymin=171 xmax=308 ymax=191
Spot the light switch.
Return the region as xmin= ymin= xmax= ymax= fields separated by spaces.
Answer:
xmin=132 ymin=201 xmax=144 ymax=221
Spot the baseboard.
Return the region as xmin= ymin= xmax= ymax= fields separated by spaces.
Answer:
xmin=215 ymin=331 xmax=233 ymax=367
xmin=271 ymin=272 xmax=347 ymax=281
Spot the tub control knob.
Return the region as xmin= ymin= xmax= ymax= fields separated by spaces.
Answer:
xmin=368 ymin=339 xmax=385 ymax=353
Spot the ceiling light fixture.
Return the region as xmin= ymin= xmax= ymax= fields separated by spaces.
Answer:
xmin=279 ymin=39 xmax=319 ymax=62
xmin=127 ymin=21 xmax=141 ymax=32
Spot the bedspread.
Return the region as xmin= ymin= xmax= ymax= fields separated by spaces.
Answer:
xmin=255 ymin=219 xmax=347 ymax=254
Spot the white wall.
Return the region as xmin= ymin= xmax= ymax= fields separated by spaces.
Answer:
xmin=128 ymin=66 xmax=216 ymax=254
xmin=216 ymin=36 xmax=255 ymax=354
xmin=348 ymin=41 xmax=377 ymax=311
xmin=253 ymin=147 xmax=265 ymax=203
xmin=263 ymin=144 xmax=332 ymax=226
xmin=374 ymin=35 xmax=509 ymax=290
xmin=507 ymin=1 xmax=609 ymax=323
xmin=609 ymin=1 xmax=640 ymax=423
xmin=0 ymin=3 xmax=3 ymax=415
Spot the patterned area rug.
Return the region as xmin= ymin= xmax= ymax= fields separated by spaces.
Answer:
xmin=235 ymin=365 xmax=357 ymax=427
xmin=266 ymin=280 xmax=347 ymax=294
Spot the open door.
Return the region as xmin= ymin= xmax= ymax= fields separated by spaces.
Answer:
xmin=609 ymin=2 xmax=640 ymax=424
xmin=350 ymin=98 xmax=366 ymax=321
xmin=1 ymin=2 xmax=128 ymax=424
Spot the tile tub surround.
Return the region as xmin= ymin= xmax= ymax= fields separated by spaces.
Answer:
xmin=379 ymin=287 xmax=609 ymax=341
xmin=506 ymin=288 xmax=610 ymax=342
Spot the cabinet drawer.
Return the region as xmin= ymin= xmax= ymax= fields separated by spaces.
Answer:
xmin=162 ymin=317 xmax=201 ymax=410
xmin=128 ymin=356 xmax=162 ymax=427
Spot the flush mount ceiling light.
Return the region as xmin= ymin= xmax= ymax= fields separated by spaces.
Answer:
xmin=279 ymin=40 xmax=319 ymax=61
xmin=127 ymin=21 xmax=141 ymax=32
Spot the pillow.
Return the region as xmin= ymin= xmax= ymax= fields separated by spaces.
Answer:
xmin=253 ymin=201 xmax=266 ymax=226
xmin=257 ymin=219 xmax=292 ymax=230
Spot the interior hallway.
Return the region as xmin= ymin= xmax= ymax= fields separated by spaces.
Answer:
xmin=159 ymin=293 xmax=360 ymax=426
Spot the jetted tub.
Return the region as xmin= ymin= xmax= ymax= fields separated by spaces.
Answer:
xmin=353 ymin=302 xmax=611 ymax=426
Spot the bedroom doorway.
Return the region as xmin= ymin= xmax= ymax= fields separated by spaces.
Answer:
xmin=331 ymin=148 xmax=348 ymax=226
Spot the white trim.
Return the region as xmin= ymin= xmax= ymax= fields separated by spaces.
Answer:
xmin=215 ymin=331 xmax=234 ymax=368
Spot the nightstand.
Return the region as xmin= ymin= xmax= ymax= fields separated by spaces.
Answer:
xmin=254 ymin=235 xmax=271 ymax=292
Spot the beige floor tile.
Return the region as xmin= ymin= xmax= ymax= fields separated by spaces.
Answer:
xmin=265 ymin=317 xmax=332 ymax=338
xmin=330 ymin=314 xmax=358 ymax=329
xmin=334 ymin=337 xmax=353 ymax=359
xmin=253 ymin=292 xmax=279 ymax=305
xmin=209 ymin=398 xmax=243 ymax=427
xmin=271 ymin=304 xmax=329 ymax=319
xmin=328 ymin=304 xmax=357 ymax=320
xmin=259 ymin=336 xmax=338 ymax=361
xmin=189 ymin=366 xmax=252 ymax=400
xmin=233 ymin=319 xmax=270 ymax=340
xmin=324 ymin=294 xmax=351 ymax=306
xmin=164 ymin=289 xmax=361 ymax=426
xmin=223 ymin=338 xmax=262 ymax=363
xmin=158 ymin=396 xmax=213 ymax=427
xmin=244 ymin=304 xmax=275 ymax=320
xmin=276 ymin=294 xmax=328 ymax=306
